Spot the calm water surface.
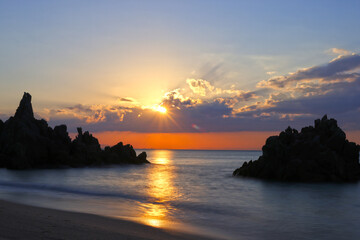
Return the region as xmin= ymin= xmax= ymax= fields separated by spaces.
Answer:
xmin=0 ymin=150 xmax=359 ymax=240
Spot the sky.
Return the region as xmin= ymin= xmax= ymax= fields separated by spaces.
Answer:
xmin=1 ymin=0 xmax=360 ymax=149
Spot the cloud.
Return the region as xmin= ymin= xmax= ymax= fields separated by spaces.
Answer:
xmin=257 ymin=54 xmax=360 ymax=90
xmin=186 ymin=78 xmax=221 ymax=96
xmin=161 ymin=89 xmax=197 ymax=109
xmin=234 ymin=76 xmax=360 ymax=130
xmin=118 ymin=97 xmax=134 ymax=102
xmin=186 ymin=78 xmax=258 ymax=104
xmin=266 ymin=71 xmax=276 ymax=75
xmin=42 ymin=51 xmax=360 ymax=134
xmin=47 ymin=104 xmax=131 ymax=123
xmin=326 ymin=48 xmax=352 ymax=56
xmin=215 ymin=91 xmax=259 ymax=108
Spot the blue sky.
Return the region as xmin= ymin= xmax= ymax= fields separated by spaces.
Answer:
xmin=0 ymin=0 xmax=360 ymax=135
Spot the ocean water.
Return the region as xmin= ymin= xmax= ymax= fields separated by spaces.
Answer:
xmin=0 ymin=150 xmax=360 ymax=240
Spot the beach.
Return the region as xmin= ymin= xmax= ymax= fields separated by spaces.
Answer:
xmin=0 ymin=199 xmax=219 ymax=240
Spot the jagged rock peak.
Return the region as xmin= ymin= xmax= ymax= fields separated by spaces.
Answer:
xmin=14 ymin=92 xmax=34 ymax=119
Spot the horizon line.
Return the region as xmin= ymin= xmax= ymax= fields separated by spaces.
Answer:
xmin=134 ymin=148 xmax=261 ymax=151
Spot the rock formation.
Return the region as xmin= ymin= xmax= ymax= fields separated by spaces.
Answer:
xmin=233 ymin=115 xmax=360 ymax=182
xmin=0 ymin=92 xmax=149 ymax=169
xmin=0 ymin=119 xmax=3 ymax=136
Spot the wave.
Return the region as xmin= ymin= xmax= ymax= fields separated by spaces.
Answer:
xmin=0 ymin=181 xmax=148 ymax=202
xmin=0 ymin=180 xmax=239 ymax=217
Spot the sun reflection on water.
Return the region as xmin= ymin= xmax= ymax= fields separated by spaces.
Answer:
xmin=152 ymin=157 xmax=169 ymax=165
xmin=139 ymin=150 xmax=180 ymax=228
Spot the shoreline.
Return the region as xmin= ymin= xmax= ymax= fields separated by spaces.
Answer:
xmin=0 ymin=199 xmax=221 ymax=240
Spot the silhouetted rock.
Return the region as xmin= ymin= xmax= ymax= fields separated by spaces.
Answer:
xmin=0 ymin=92 xmax=149 ymax=169
xmin=103 ymin=142 xmax=149 ymax=164
xmin=137 ymin=152 xmax=148 ymax=163
xmin=14 ymin=92 xmax=34 ymax=120
xmin=233 ymin=115 xmax=360 ymax=182
xmin=0 ymin=119 xmax=3 ymax=135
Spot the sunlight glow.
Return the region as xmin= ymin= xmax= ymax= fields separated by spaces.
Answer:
xmin=153 ymin=105 xmax=167 ymax=114
xmin=153 ymin=157 xmax=169 ymax=165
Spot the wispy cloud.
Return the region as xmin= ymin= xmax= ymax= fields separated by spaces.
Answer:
xmin=326 ymin=48 xmax=352 ymax=56
xmin=266 ymin=71 xmax=276 ymax=75
xmin=118 ymin=97 xmax=134 ymax=102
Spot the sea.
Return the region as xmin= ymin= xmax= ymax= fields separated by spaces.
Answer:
xmin=0 ymin=150 xmax=359 ymax=240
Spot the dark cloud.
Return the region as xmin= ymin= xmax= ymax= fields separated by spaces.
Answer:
xmin=258 ymin=54 xmax=360 ymax=89
xmin=66 ymin=104 xmax=93 ymax=113
xmin=46 ymin=98 xmax=314 ymax=133
xmin=47 ymin=78 xmax=360 ymax=133
xmin=118 ymin=97 xmax=134 ymax=102
xmin=44 ymin=53 xmax=360 ymax=134
xmin=293 ymin=54 xmax=360 ymax=80
xmin=161 ymin=89 xmax=195 ymax=109
xmin=274 ymin=82 xmax=360 ymax=115
xmin=235 ymin=77 xmax=360 ymax=130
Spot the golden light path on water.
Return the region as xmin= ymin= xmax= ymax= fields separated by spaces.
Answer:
xmin=139 ymin=150 xmax=181 ymax=228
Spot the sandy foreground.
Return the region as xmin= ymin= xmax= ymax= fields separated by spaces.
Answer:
xmin=0 ymin=199 xmax=222 ymax=240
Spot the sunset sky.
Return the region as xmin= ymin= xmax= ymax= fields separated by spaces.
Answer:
xmin=1 ymin=0 xmax=360 ymax=149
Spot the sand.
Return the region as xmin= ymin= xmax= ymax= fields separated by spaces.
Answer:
xmin=0 ymin=199 xmax=221 ymax=240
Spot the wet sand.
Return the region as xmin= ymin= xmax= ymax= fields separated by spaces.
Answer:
xmin=0 ymin=199 xmax=221 ymax=240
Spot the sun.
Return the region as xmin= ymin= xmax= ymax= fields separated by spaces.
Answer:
xmin=153 ymin=105 xmax=167 ymax=114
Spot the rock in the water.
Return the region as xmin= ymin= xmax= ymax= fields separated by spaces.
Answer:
xmin=137 ymin=152 xmax=148 ymax=164
xmin=0 ymin=92 xmax=149 ymax=169
xmin=233 ymin=115 xmax=360 ymax=182
xmin=103 ymin=142 xmax=149 ymax=164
